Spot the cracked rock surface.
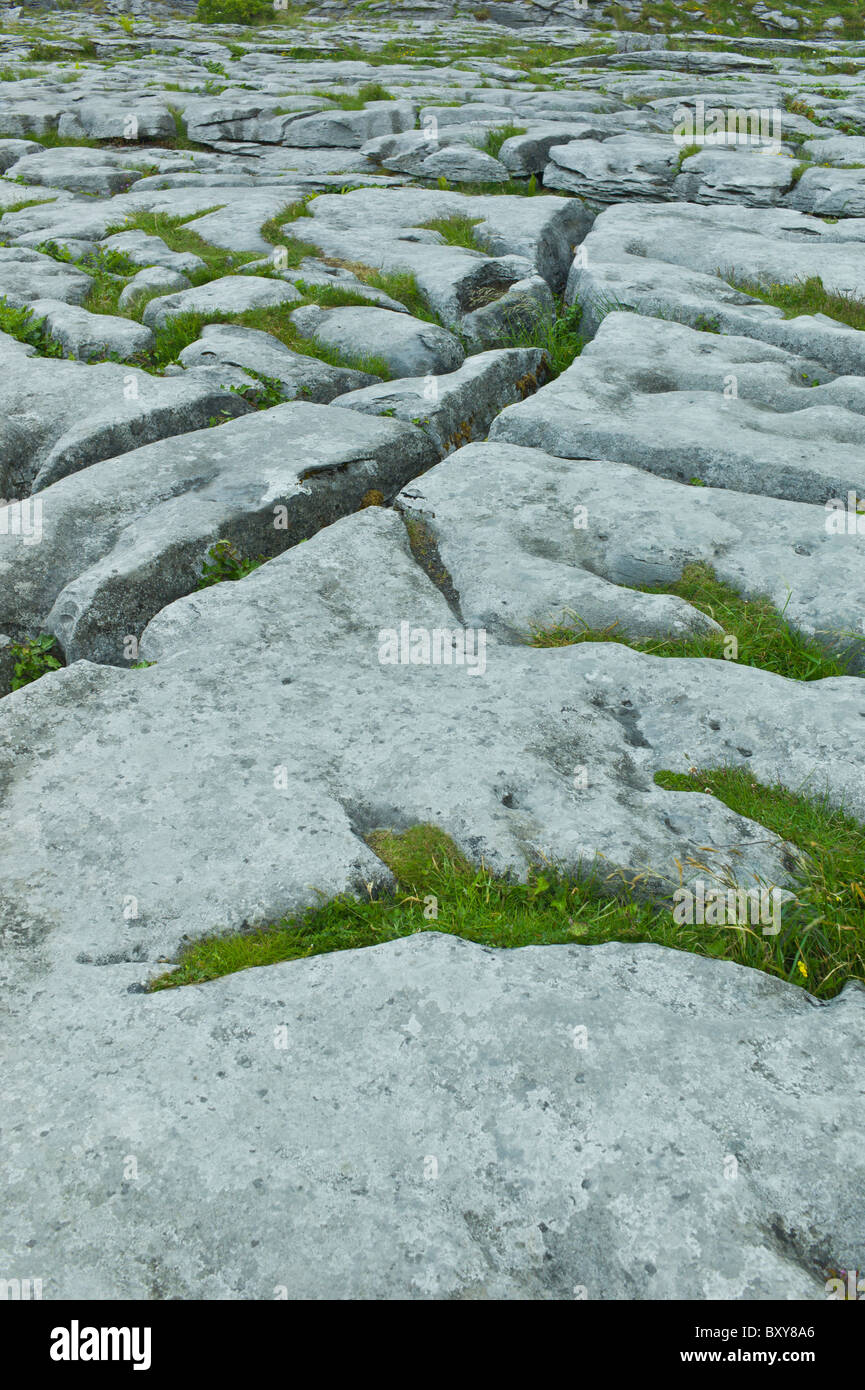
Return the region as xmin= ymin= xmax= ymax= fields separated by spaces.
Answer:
xmin=1 ymin=0 xmax=863 ymax=1302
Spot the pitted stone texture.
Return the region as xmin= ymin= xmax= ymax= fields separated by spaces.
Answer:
xmin=118 ymin=266 xmax=192 ymax=310
xmin=0 ymin=180 xmax=68 ymax=211
xmin=544 ymin=134 xmax=679 ymax=203
xmin=490 ymin=312 xmax=865 ymax=506
xmin=0 ymin=245 xmax=93 ymax=308
xmin=0 ymin=185 xmax=307 ymax=257
xmin=299 ymin=187 xmax=592 ymax=318
xmin=400 ymin=143 xmax=510 ymax=183
xmin=785 ymin=166 xmax=865 ymax=217
xmin=396 ymin=441 xmax=865 ymax=668
xmin=497 ymin=122 xmax=619 ymax=176
xmin=99 ymin=230 xmax=206 ymax=276
xmin=2 ymin=148 xmax=145 ymax=197
xmin=675 ymin=147 xmax=798 ymax=207
xmin=57 ymin=100 xmax=176 ymax=143
xmin=278 ymin=99 xmax=416 ymax=148
xmin=801 ymin=135 xmax=865 ymax=166
xmin=0 ymin=138 xmax=43 ymax=171
xmin=1 ymin=934 xmax=862 ymax=1299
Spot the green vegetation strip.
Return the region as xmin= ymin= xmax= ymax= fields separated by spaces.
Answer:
xmin=530 ymin=562 xmax=859 ymax=679
xmin=0 ymin=203 xmax=438 ymax=380
xmin=149 ymin=771 xmax=865 ymax=999
xmin=727 ymin=274 xmax=865 ymax=333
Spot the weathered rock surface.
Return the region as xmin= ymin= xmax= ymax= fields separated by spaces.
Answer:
xmin=100 ymin=229 xmax=206 ymax=276
xmin=178 ymin=323 xmax=381 ymax=401
xmin=785 ymin=166 xmax=865 ymax=217
xmin=290 ymin=302 xmax=465 ymax=376
xmin=275 ymin=100 xmax=416 ymax=149
xmin=25 ymin=297 xmax=154 ymax=362
xmin=544 ymin=134 xmax=679 ymax=203
xmin=4 ymin=508 xmax=865 ymax=978
xmin=397 ymin=441 xmax=865 ymax=667
xmin=2 ymin=932 xmax=862 ymax=1299
xmin=297 ymin=187 xmax=593 ymax=315
xmin=0 ymin=406 xmax=436 ymax=662
xmin=565 ymin=202 xmax=865 ymax=375
xmin=335 ymin=346 xmax=550 ymax=454
xmin=141 ymin=275 xmax=302 ymax=329
xmin=676 ymin=147 xmax=797 ymax=206
xmin=491 ymin=312 xmax=865 ymax=505
xmin=0 ymin=244 xmax=92 ymax=306
xmin=117 ymin=265 xmax=192 ymax=309
xmin=0 ymin=336 xmax=250 ymax=498
xmin=2 ymin=8 xmax=865 ymax=1305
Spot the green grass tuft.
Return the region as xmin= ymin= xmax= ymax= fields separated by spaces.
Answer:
xmin=0 ymin=297 xmax=65 ymax=357
xmin=474 ymin=124 xmax=526 ymax=160
xmin=418 ymin=214 xmax=485 ymax=250
xmin=310 ymin=81 xmax=394 ymax=109
xmin=496 ymin=298 xmax=585 ymax=377
xmin=727 ymin=273 xmax=865 ymax=333
xmin=530 ymin=562 xmax=859 ymax=679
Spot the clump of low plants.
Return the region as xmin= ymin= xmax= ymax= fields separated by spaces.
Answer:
xmin=10 ymin=634 xmax=63 ymax=690
xmin=197 ymin=538 xmax=264 ymax=588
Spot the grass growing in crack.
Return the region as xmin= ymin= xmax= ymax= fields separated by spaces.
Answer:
xmin=148 ymin=784 xmax=865 ymax=1001
xmin=293 ymin=282 xmax=389 ymax=311
xmin=530 ymin=562 xmax=857 ymax=680
xmin=36 ymin=240 xmax=140 ymax=317
xmin=676 ymin=142 xmax=701 ymax=167
xmin=0 ymin=128 xmax=100 ymax=149
xmin=135 ymin=306 xmax=392 ymax=379
xmin=0 ymin=196 xmax=59 ymax=215
xmin=317 ymin=262 xmax=441 ymax=324
xmin=726 ymin=273 xmax=865 ymax=333
xmin=20 ymin=212 xmax=395 ymax=378
xmin=419 ymin=214 xmax=485 ymax=250
xmin=310 ymin=82 xmax=394 ymax=109
xmin=104 ymin=209 xmax=262 ymax=283
xmin=259 ymin=198 xmax=322 ymax=260
xmin=472 ymin=124 xmax=526 ymax=160
xmin=430 ymin=176 xmax=543 ymax=196
xmin=496 ymin=299 xmax=585 ymax=377
xmin=147 ymin=824 xmax=672 ymax=992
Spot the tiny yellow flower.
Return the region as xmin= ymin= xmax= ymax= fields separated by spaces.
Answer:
xmin=797 ymin=961 xmax=808 ymax=978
